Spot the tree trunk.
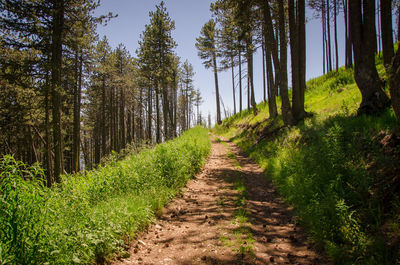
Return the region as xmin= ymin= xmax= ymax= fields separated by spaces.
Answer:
xmin=390 ymin=48 xmax=400 ymax=121
xmin=327 ymin=0 xmax=333 ymax=72
xmin=213 ymin=55 xmax=221 ymax=124
xmin=247 ymin=43 xmax=257 ymax=114
xmin=290 ymin=0 xmax=306 ymax=121
xmin=44 ymin=71 xmax=53 ymax=186
xmin=322 ymin=1 xmax=326 ymax=74
xmin=148 ymin=84 xmax=153 ymax=143
xmin=238 ymin=50 xmax=243 ymax=113
xmin=156 ymin=82 xmax=161 ymax=143
xmin=278 ymin=0 xmax=294 ymax=125
xmin=231 ymin=56 xmax=236 ymax=114
xmin=334 ymin=0 xmax=339 ymax=71
xmin=262 ymin=37 xmax=267 ymax=103
xmin=120 ymin=85 xmax=126 ymax=149
xmin=50 ymin=0 xmax=64 ymax=182
xmin=72 ymin=52 xmax=82 ymax=173
xmin=266 ymin=45 xmax=277 ymax=118
xmin=350 ymin=0 xmax=390 ymax=114
xmin=101 ymin=76 xmax=107 ymax=156
xmin=380 ymin=0 xmax=394 ymax=69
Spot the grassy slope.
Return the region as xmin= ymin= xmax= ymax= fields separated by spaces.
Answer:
xmin=0 ymin=127 xmax=210 ymax=264
xmin=215 ymin=58 xmax=400 ymax=264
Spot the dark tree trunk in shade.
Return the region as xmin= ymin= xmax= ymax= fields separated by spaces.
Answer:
xmin=290 ymin=0 xmax=306 ymax=121
xmin=262 ymin=0 xmax=279 ymax=117
xmin=390 ymin=48 xmax=400 ymax=121
xmin=349 ymin=0 xmax=390 ymax=114
xmin=50 ymin=0 xmax=65 ymax=182
xmin=343 ymin=0 xmax=353 ymax=68
xmin=72 ymin=52 xmax=83 ymax=173
xmin=44 ymin=71 xmax=53 ymax=186
xmin=380 ymin=0 xmax=394 ymax=69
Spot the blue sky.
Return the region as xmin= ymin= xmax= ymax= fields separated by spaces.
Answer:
xmin=94 ymin=0 xmax=346 ymax=123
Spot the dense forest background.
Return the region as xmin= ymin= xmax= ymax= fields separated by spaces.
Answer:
xmin=0 ymin=1 xmax=203 ymax=186
xmin=1 ymin=0 xmax=400 ymax=184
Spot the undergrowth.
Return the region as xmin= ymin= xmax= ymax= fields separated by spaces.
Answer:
xmin=215 ymin=64 xmax=400 ymax=264
xmin=0 ymin=126 xmax=210 ymax=264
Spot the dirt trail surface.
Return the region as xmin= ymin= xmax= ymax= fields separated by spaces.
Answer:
xmin=114 ymin=136 xmax=328 ymax=265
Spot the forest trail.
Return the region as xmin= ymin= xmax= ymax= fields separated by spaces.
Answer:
xmin=114 ymin=136 xmax=328 ymax=265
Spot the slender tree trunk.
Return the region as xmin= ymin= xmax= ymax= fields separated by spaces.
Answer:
xmin=327 ymin=0 xmax=333 ymax=72
xmin=213 ymin=55 xmax=222 ymax=124
xmin=155 ymin=83 xmax=161 ymax=143
xmin=347 ymin=0 xmax=353 ymax=67
xmin=247 ymin=43 xmax=257 ymax=114
xmin=262 ymin=37 xmax=267 ymax=103
xmin=380 ymin=0 xmax=394 ymax=69
xmin=148 ymin=84 xmax=153 ymax=143
xmin=279 ymin=0 xmax=294 ymax=125
xmin=127 ymin=109 xmax=132 ymax=144
xmin=334 ymin=0 xmax=339 ymax=71
xmin=298 ymin=0 xmax=307 ymax=118
xmin=110 ymin=85 xmax=114 ymax=150
xmin=44 ymin=71 xmax=53 ymax=186
xmin=50 ymin=0 xmax=64 ymax=182
xmin=322 ymin=2 xmax=326 ymax=74
xmin=120 ymin=85 xmax=126 ymax=149
xmin=266 ymin=46 xmax=277 ymax=118
xmin=377 ymin=1 xmax=382 ymax=54
xmin=101 ymin=76 xmax=106 ymax=156
xmin=72 ymin=52 xmax=82 ymax=173
xmin=350 ymin=0 xmax=390 ymax=114
xmin=238 ymin=50 xmax=243 ymax=113
xmin=390 ymin=47 xmax=400 ymax=121
xmin=231 ymin=56 xmax=236 ymax=114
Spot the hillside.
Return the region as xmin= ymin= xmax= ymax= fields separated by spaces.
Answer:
xmin=214 ymin=60 xmax=400 ymax=264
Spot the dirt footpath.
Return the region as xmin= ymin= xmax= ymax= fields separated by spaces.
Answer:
xmin=113 ymin=136 xmax=328 ymax=265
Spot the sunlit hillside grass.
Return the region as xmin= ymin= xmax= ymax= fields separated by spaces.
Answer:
xmin=0 ymin=126 xmax=210 ymax=264
xmin=215 ymin=58 xmax=400 ymax=264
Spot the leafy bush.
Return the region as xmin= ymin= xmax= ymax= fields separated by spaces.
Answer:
xmin=0 ymin=126 xmax=210 ymax=264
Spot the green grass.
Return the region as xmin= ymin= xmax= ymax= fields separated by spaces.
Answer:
xmin=0 ymin=126 xmax=210 ymax=264
xmin=215 ymin=62 xmax=400 ymax=264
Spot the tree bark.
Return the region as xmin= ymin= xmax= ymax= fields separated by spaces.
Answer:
xmin=380 ymin=0 xmax=394 ymax=69
xmin=262 ymin=37 xmax=267 ymax=103
xmin=231 ymin=56 xmax=236 ymax=114
xmin=327 ymin=0 xmax=333 ymax=72
xmin=238 ymin=50 xmax=243 ymax=113
xmin=213 ymin=55 xmax=222 ymax=124
xmin=390 ymin=48 xmax=400 ymax=121
xmin=72 ymin=52 xmax=82 ymax=173
xmin=290 ymin=0 xmax=306 ymax=122
xmin=278 ymin=0 xmax=294 ymax=125
xmin=350 ymin=0 xmax=390 ymax=114
xmin=101 ymin=76 xmax=107 ymax=156
xmin=50 ymin=0 xmax=64 ymax=182
xmin=334 ymin=0 xmax=339 ymax=71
